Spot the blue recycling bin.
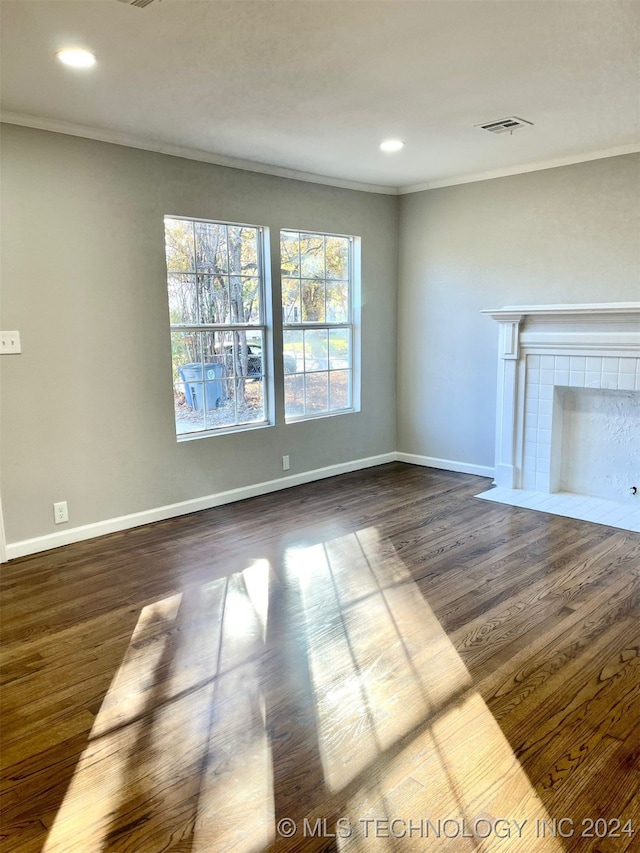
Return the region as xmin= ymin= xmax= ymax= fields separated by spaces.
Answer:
xmin=178 ymin=362 xmax=226 ymax=411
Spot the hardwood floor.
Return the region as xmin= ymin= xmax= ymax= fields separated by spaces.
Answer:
xmin=1 ymin=463 xmax=638 ymax=852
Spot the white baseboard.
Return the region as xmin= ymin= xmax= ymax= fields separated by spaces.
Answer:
xmin=395 ymin=452 xmax=494 ymax=479
xmin=5 ymin=450 xmax=494 ymax=561
xmin=5 ymin=452 xmax=396 ymax=561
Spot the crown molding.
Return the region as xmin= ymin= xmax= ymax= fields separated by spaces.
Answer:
xmin=2 ymin=111 xmax=638 ymax=196
xmin=398 ymin=143 xmax=640 ymax=194
xmin=0 ymin=111 xmax=399 ymax=196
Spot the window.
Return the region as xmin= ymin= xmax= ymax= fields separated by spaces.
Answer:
xmin=164 ymin=217 xmax=270 ymax=438
xmin=281 ymin=230 xmax=358 ymax=421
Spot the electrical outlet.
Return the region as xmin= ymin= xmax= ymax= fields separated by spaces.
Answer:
xmin=53 ymin=501 xmax=68 ymax=524
xmin=0 ymin=331 xmax=21 ymax=354
xmin=282 ymin=455 xmax=290 ymax=471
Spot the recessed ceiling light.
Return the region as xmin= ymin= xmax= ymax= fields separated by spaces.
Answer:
xmin=380 ymin=139 xmax=404 ymax=153
xmin=56 ymin=48 xmax=97 ymax=69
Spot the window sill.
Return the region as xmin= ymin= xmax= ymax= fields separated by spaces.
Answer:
xmin=285 ymin=408 xmax=357 ymax=425
xmin=177 ymin=420 xmax=273 ymax=442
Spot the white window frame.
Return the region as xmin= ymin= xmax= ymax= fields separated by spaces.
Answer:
xmin=281 ymin=229 xmax=360 ymax=423
xmin=164 ymin=215 xmax=273 ymax=440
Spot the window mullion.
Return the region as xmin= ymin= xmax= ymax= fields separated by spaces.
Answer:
xmin=297 ymin=233 xmax=302 ymax=325
xmin=323 ymin=234 xmax=327 ymax=323
xmin=193 ymin=220 xmax=201 ymax=325
xmin=171 ymin=324 xmax=265 ymax=333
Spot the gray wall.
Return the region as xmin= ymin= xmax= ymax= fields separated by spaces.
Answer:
xmin=0 ymin=124 xmax=398 ymax=544
xmin=397 ymin=154 xmax=640 ymax=468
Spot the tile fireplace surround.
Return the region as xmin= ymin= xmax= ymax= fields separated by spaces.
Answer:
xmin=477 ymin=303 xmax=640 ymax=532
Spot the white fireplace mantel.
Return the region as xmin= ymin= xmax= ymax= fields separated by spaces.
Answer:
xmin=482 ymin=303 xmax=640 ymax=493
xmin=482 ymin=302 xmax=640 ymax=319
xmin=482 ymin=303 xmax=640 ymax=359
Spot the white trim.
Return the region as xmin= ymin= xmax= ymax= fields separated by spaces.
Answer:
xmin=0 ymin=112 xmax=397 ymax=196
xmin=396 ymin=452 xmax=494 ymax=479
xmin=3 ymin=112 xmax=637 ymax=197
xmin=0 ymin=493 xmax=7 ymax=564
xmin=4 ymin=452 xmax=395 ymax=561
xmin=399 ymin=144 xmax=640 ymax=194
xmin=3 ymin=451 xmax=499 ymax=560
xmin=482 ymin=302 xmax=640 ymax=319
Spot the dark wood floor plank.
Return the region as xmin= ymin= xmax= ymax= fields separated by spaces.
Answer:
xmin=435 ymin=525 xmax=625 ymax=633
xmin=546 ymin=729 xmax=640 ymax=853
xmin=478 ymin=568 xmax=640 ymax=717
xmin=495 ymin=617 xmax=638 ymax=757
xmin=1 ymin=462 xmax=638 ymax=852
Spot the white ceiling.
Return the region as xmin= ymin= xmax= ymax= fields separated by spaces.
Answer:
xmin=1 ymin=0 xmax=639 ymax=193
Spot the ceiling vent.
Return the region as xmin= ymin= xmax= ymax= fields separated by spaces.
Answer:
xmin=116 ymin=0 xmax=156 ymax=8
xmin=477 ymin=116 xmax=534 ymax=135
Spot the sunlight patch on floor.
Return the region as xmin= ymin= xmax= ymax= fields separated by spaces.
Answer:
xmin=43 ymin=564 xmax=275 ymax=853
xmin=42 ymin=533 xmax=563 ymax=852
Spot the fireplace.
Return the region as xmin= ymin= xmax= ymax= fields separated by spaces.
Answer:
xmin=477 ymin=304 xmax=640 ymax=532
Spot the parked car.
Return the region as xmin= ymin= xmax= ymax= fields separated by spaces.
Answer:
xmin=222 ymin=344 xmax=297 ymax=376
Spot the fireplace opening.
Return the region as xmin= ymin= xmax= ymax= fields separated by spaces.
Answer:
xmin=552 ymin=387 xmax=639 ymax=504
